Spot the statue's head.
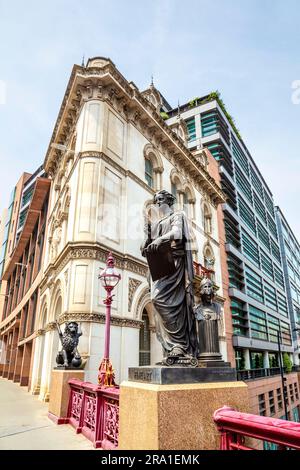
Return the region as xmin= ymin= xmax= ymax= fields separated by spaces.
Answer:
xmin=65 ymin=322 xmax=78 ymax=335
xmin=200 ymin=278 xmax=214 ymax=301
xmin=154 ymin=190 xmax=176 ymax=208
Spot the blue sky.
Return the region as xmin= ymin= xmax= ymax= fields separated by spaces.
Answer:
xmin=0 ymin=0 xmax=300 ymax=237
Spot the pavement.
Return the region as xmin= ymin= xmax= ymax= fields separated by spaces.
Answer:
xmin=0 ymin=378 xmax=94 ymax=450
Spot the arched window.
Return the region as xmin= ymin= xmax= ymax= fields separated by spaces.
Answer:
xmin=183 ymin=186 xmax=196 ymax=219
xmin=183 ymin=192 xmax=188 ymax=214
xmin=145 ymin=158 xmax=154 ymax=188
xmin=170 ymin=171 xmax=184 ymax=211
xmin=54 ymin=296 xmax=62 ymax=320
xmin=139 ymin=309 xmax=151 ymax=366
xmin=203 ymin=203 xmax=212 ymax=234
xmin=203 ymin=244 xmax=215 ymax=280
xmin=171 ymin=182 xmax=178 ymax=198
xmin=144 ymin=145 xmax=163 ymax=190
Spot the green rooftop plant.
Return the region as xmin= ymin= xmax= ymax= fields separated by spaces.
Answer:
xmin=188 ymin=90 xmax=242 ymax=141
xmin=160 ymin=111 xmax=169 ymax=120
xmin=188 ymin=97 xmax=201 ymax=108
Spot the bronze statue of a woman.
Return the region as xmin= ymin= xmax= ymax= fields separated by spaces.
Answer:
xmin=141 ymin=190 xmax=198 ymax=366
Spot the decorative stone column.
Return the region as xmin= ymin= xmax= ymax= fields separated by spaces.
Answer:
xmin=39 ymin=326 xmax=57 ymax=401
xmin=198 ymin=319 xmax=222 ymax=362
xmin=0 ymin=337 xmax=6 ymax=376
xmin=30 ymin=331 xmax=45 ymax=395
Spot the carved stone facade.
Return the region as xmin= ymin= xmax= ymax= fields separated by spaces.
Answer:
xmin=58 ymin=312 xmax=143 ymax=329
xmin=128 ymin=278 xmax=143 ymax=312
xmin=29 ymin=56 xmax=226 ymax=399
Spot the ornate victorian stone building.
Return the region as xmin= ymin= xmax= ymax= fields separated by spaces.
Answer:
xmin=31 ymin=57 xmax=227 ymax=399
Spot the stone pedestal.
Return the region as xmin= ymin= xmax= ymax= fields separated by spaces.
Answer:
xmin=129 ymin=365 xmax=236 ymax=384
xmin=48 ymin=369 xmax=85 ymax=424
xmin=118 ymin=381 xmax=250 ymax=450
xmin=198 ymin=319 xmax=222 ymax=362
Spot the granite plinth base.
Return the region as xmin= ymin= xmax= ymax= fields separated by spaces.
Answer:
xmin=128 ymin=365 xmax=237 ymax=384
xmin=198 ymin=360 xmax=231 ymax=368
xmin=48 ymin=369 xmax=85 ymax=423
xmin=54 ymin=366 xmax=82 ymax=371
xmin=118 ymin=380 xmax=250 ymax=450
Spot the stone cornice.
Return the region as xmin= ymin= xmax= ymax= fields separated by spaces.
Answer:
xmin=40 ymin=242 xmax=148 ymax=293
xmin=57 ymin=312 xmax=143 ymax=329
xmin=44 ymin=63 xmax=225 ymax=206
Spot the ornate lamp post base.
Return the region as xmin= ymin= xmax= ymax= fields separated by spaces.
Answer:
xmin=98 ymin=252 xmax=121 ymax=388
xmin=98 ymin=357 xmax=116 ymax=387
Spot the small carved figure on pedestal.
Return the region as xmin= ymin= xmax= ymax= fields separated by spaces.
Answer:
xmin=194 ymin=278 xmax=222 ymax=365
xmin=55 ymin=321 xmax=82 ymax=368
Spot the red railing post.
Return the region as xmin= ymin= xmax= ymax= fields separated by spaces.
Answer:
xmin=66 ymin=379 xmax=120 ymax=449
xmin=213 ymin=405 xmax=300 ymax=450
xmin=67 ymin=378 xmax=86 ymax=433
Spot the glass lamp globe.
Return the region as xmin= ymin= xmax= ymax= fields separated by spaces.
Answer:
xmin=99 ymin=252 xmax=121 ymax=289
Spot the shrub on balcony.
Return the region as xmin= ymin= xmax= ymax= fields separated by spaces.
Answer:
xmin=283 ymin=353 xmax=293 ymax=373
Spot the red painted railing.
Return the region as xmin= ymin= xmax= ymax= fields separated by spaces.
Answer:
xmin=193 ymin=261 xmax=214 ymax=279
xmin=67 ymin=379 xmax=119 ymax=449
xmin=214 ymin=406 xmax=300 ymax=450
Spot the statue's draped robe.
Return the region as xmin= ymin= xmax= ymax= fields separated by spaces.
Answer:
xmin=150 ymin=211 xmax=198 ymax=356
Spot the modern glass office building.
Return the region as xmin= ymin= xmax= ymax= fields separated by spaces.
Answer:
xmin=0 ymin=189 xmax=15 ymax=282
xmin=276 ymin=206 xmax=300 ymax=363
xmin=15 ymin=165 xmax=45 ymax=246
xmin=167 ymin=94 xmax=293 ymax=370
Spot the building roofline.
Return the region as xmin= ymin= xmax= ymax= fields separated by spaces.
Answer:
xmin=168 ymin=95 xmax=274 ymax=199
xmin=275 ymin=206 xmax=300 ymax=249
xmin=2 ymin=177 xmax=50 ymax=281
xmin=43 ymin=58 xmax=226 ymax=205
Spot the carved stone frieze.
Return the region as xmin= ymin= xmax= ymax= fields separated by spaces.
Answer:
xmin=40 ymin=243 xmax=148 ymax=292
xmin=57 ymin=312 xmax=143 ymax=329
xmin=128 ymin=278 xmax=143 ymax=312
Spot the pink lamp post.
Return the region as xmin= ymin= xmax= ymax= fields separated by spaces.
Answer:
xmin=98 ymin=252 xmax=121 ymax=387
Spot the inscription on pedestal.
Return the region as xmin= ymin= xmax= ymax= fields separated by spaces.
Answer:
xmin=129 ymin=366 xmax=237 ymax=385
xmin=132 ymin=369 xmax=153 ymax=382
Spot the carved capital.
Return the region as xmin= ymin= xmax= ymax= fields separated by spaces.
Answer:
xmin=45 ymin=322 xmax=57 ymax=332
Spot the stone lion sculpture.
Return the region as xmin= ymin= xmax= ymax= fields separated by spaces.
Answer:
xmin=55 ymin=321 xmax=82 ymax=368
